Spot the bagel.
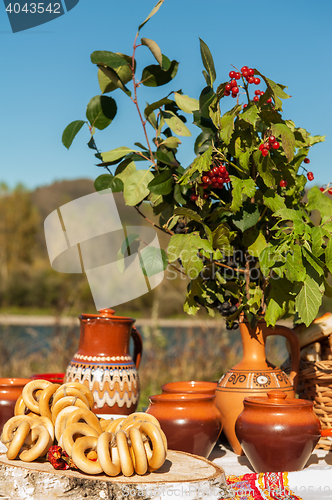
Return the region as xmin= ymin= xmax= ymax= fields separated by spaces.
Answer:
xmin=65 ymin=408 xmax=102 ymax=435
xmin=54 ymin=406 xmax=78 ymax=442
xmin=22 ymin=380 xmax=52 ymax=414
xmin=19 ymin=425 xmax=52 ymax=462
xmin=52 ymin=387 xmax=91 ymax=410
xmin=38 ymin=383 xmax=61 ymax=420
xmin=51 ymin=396 xmax=89 ymax=424
xmin=105 ymin=417 xmax=126 ymax=433
xmin=115 ymin=430 xmax=134 ymax=477
xmin=71 ymin=436 xmax=103 ymax=475
xmin=100 ymin=419 xmax=111 ymax=432
xmin=58 ymin=382 xmax=94 ymax=409
xmin=139 ymin=422 xmax=167 ymax=471
xmin=62 ymin=422 xmax=100 ymax=457
xmin=7 ymin=421 xmax=31 ymax=460
xmin=1 ymin=415 xmax=37 ymax=446
xmin=96 ymin=432 xmax=121 ymax=476
xmin=116 ymin=412 xmax=161 ymax=432
xmin=129 ymin=426 xmax=148 ymax=475
xmin=14 ymin=395 xmax=29 ymax=416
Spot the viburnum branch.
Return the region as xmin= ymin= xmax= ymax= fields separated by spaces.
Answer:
xmin=134 ymin=206 xmax=173 ymax=236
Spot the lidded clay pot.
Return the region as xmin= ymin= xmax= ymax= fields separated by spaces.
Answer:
xmin=161 ymin=380 xmax=217 ymax=395
xmin=146 ymin=393 xmax=222 ymax=459
xmin=235 ymin=390 xmax=321 ymax=473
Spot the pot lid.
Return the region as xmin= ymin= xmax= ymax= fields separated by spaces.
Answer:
xmin=244 ymin=390 xmax=313 ymax=407
xmin=79 ymin=308 xmax=135 ymax=322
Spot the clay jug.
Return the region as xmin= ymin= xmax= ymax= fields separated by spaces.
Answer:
xmin=64 ymin=308 xmax=143 ymax=416
xmin=215 ymin=318 xmax=300 ymax=455
xmin=235 ymin=390 xmax=321 ymax=472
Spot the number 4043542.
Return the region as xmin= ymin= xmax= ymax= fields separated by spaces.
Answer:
xmin=5 ymin=3 xmax=61 ymax=14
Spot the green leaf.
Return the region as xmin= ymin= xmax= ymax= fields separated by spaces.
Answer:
xmin=241 ymin=106 xmax=259 ymax=127
xmin=97 ymin=53 xmax=134 ymax=94
xmin=265 ymin=278 xmax=293 ymax=326
xmin=243 ymin=228 xmax=266 ymax=257
xmin=199 ymin=38 xmax=216 ymax=86
xmin=324 ymin=278 xmax=332 ymax=299
xmin=148 ymin=170 xmax=173 ymax=195
xmin=179 ymin=146 xmax=213 ymax=184
xmin=212 ymin=224 xmax=232 ymax=250
xmin=285 ymin=245 xmax=306 ymax=282
xmin=173 ymin=207 xmax=202 ymax=223
xmin=139 ymin=247 xmax=168 ymax=277
xmin=232 ymin=203 xmax=260 ymax=232
xmin=123 ymin=169 xmax=154 ymax=206
xmin=174 ymin=93 xmax=199 ymax=114
xmin=156 ymin=150 xmax=176 ymax=166
xmin=307 ymin=186 xmax=332 ymax=224
xmin=271 ymin=123 xmax=295 ymax=162
xmin=168 ymin=233 xmax=213 ymax=277
xmin=199 ymin=86 xmax=216 ymax=119
xmin=97 ymin=65 xmax=131 ymax=96
xmin=255 ymin=151 xmax=275 ymax=188
xmin=94 ymin=174 xmax=113 ymax=192
xmin=160 ymin=137 xmax=181 ymax=149
xmin=144 ymin=98 xmax=173 ymax=119
xmin=101 ymin=147 xmax=137 ymax=163
xmin=115 ymin=160 xmax=136 ymax=180
xmin=161 ymin=110 xmax=191 ymax=137
xmin=230 ymin=177 xmax=256 ymax=212
xmin=138 ymin=0 xmax=164 ymax=32
xmin=141 ymin=60 xmax=179 ymax=87
xmin=325 ymin=237 xmax=332 ymax=274
xmin=263 ymin=189 xmax=286 ymax=212
xmin=302 ymin=245 xmax=324 ymax=276
xmin=238 ymin=151 xmax=250 ymax=171
xmin=141 ymin=38 xmax=163 ymax=66
xmin=62 ymin=120 xmax=85 ymax=149
xmin=295 ymin=275 xmax=323 ymax=326
xmin=91 ymin=51 xmax=129 ymax=69
xmin=86 ymin=95 xmax=117 ymax=130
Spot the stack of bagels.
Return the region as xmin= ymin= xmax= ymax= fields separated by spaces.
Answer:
xmin=0 ymin=379 xmax=167 ymax=476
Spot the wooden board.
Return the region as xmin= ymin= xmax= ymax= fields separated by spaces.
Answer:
xmin=0 ymin=450 xmax=232 ymax=500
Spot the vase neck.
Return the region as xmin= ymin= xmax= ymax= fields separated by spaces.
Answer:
xmin=233 ymin=322 xmax=270 ymax=370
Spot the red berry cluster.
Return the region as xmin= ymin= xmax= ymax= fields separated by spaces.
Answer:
xmin=320 ymin=186 xmax=332 ymax=194
xmin=253 ymin=89 xmax=273 ymax=105
xmin=258 ymin=135 xmax=280 ymax=157
xmin=190 ymin=163 xmax=231 ymax=201
xmin=224 ymin=66 xmax=260 ymax=99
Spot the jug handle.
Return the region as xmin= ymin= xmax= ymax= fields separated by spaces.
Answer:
xmin=265 ymin=325 xmax=300 ymax=393
xmin=131 ymin=326 xmax=143 ymax=370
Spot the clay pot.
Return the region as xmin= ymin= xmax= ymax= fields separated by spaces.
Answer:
xmin=235 ymin=390 xmax=321 ymax=472
xmin=31 ymin=373 xmax=65 ymax=384
xmin=64 ymin=308 xmax=143 ymax=416
xmin=161 ymin=381 xmax=217 ymax=395
xmin=146 ymin=393 xmax=222 ymax=458
xmin=0 ymin=378 xmax=32 ymax=431
xmin=215 ymin=318 xmax=300 ymax=455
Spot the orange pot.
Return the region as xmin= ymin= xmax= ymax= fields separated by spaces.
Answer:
xmin=146 ymin=393 xmax=222 ymax=458
xmin=0 ymin=378 xmax=32 ymax=431
xmin=161 ymin=380 xmax=217 ymax=395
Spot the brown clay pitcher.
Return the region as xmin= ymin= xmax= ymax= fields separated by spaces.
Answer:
xmin=235 ymin=390 xmax=321 ymax=472
xmin=215 ymin=317 xmax=300 ymax=455
xmin=64 ymin=308 xmax=143 ymax=416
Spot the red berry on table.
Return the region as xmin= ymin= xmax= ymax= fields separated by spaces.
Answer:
xmin=279 ymin=180 xmax=287 ymax=187
xmin=224 ymin=90 xmax=231 ymax=96
xmin=248 ymin=77 xmax=254 ymax=84
xmin=229 ymin=71 xmax=236 ymax=79
xmin=307 ymin=172 xmax=314 ymax=181
xmin=190 ymin=193 xmax=198 ymax=201
xmin=268 ymin=135 xmax=276 ymax=143
xmin=304 ymin=158 xmax=310 ymax=164
xmin=235 ymin=72 xmax=241 ymax=80
xmin=272 ymin=141 xmax=280 ymax=149
xmin=261 ymin=148 xmax=269 ymax=157
xmin=320 ymin=187 xmax=325 ymax=192
xmin=248 ymin=68 xmax=255 ymax=76
xmin=254 ymin=77 xmax=261 ymax=85
xmin=253 ymin=95 xmax=260 ymax=102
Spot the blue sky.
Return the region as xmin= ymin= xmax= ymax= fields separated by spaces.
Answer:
xmin=0 ymin=0 xmax=331 ymax=191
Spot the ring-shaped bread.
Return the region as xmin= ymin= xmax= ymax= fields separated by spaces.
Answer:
xmin=38 ymin=383 xmax=61 ymax=420
xmin=65 ymin=408 xmax=102 ymax=435
xmin=22 ymin=380 xmax=52 ymax=414
xmin=1 ymin=415 xmax=37 ymax=446
xmin=96 ymin=432 xmax=121 ymax=476
xmin=105 ymin=418 xmax=125 ymax=433
xmin=57 ymin=382 xmax=94 ymax=409
xmin=6 ymin=421 xmax=31 ymax=460
xmin=129 ymin=426 xmax=148 ymax=475
xmin=51 ymin=396 xmax=89 ymax=424
xmin=115 ymin=430 xmax=134 ymax=477
xmin=116 ymin=412 xmax=161 ymax=433
xmin=62 ymin=422 xmax=100 ymax=457
xmin=139 ymin=422 xmax=167 ymax=471
xmin=14 ymin=395 xmax=29 ymax=416
xmin=54 ymin=406 xmax=78 ymax=442
xmin=19 ymin=425 xmax=52 ymax=462
xmin=52 ymin=387 xmax=90 ymax=410
xmin=71 ymin=436 xmax=103 ymax=475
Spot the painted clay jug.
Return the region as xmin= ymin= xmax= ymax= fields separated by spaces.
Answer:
xmin=235 ymin=390 xmax=321 ymax=472
xmin=215 ymin=318 xmax=300 ymax=455
xmin=64 ymin=308 xmax=143 ymax=416
xmin=146 ymin=393 xmax=222 ymax=458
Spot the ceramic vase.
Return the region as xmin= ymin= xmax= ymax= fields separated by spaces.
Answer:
xmin=0 ymin=378 xmax=32 ymax=431
xmin=161 ymin=380 xmax=218 ymax=395
xmin=146 ymin=393 xmax=222 ymax=458
xmin=235 ymin=390 xmax=321 ymax=472
xmin=215 ymin=318 xmax=300 ymax=455
xmin=64 ymin=308 xmax=143 ymax=416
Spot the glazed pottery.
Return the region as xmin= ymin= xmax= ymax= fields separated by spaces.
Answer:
xmin=64 ymin=308 xmax=143 ymax=415
xmin=0 ymin=378 xmax=32 ymax=431
xmin=146 ymin=393 xmax=222 ymax=458
xmin=31 ymin=373 xmax=65 ymax=384
xmin=235 ymin=390 xmax=321 ymax=472
xmin=215 ymin=318 xmax=300 ymax=455
xmin=161 ymin=380 xmax=218 ymax=395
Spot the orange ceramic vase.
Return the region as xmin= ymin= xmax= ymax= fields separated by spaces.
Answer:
xmin=64 ymin=309 xmax=143 ymax=416
xmin=215 ymin=318 xmax=300 ymax=455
